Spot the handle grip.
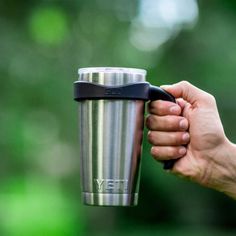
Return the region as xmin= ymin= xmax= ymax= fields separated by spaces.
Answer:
xmin=149 ymin=85 xmax=176 ymax=170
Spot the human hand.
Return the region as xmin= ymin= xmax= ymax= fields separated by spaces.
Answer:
xmin=146 ymin=81 xmax=236 ymax=198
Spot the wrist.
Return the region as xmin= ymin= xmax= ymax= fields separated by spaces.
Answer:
xmin=209 ymin=138 xmax=236 ymax=199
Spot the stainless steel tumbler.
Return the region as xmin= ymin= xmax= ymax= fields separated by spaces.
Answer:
xmin=74 ymin=67 xmax=175 ymax=206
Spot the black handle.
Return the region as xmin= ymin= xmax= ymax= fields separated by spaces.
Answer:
xmin=148 ymin=85 xmax=176 ymax=170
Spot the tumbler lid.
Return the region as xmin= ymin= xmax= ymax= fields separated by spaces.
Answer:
xmin=78 ymin=67 xmax=146 ymax=76
xmin=77 ymin=67 xmax=146 ymax=85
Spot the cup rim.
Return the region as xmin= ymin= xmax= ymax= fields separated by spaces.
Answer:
xmin=78 ymin=67 xmax=147 ymax=76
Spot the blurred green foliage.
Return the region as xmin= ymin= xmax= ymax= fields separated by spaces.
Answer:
xmin=0 ymin=177 xmax=79 ymax=236
xmin=1 ymin=0 xmax=236 ymax=235
xmin=29 ymin=7 xmax=68 ymax=45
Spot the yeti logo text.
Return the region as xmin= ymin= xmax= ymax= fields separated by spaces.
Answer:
xmin=104 ymin=88 xmax=122 ymax=96
xmin=94 ymin=179 xmax=128 ymax=193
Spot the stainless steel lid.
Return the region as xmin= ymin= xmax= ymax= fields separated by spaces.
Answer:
xmin=78 ymin=67 xmax=146 ymax=85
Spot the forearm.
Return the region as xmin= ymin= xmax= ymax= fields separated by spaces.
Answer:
xmin=206 ymin=139 xmax=236 ymax=199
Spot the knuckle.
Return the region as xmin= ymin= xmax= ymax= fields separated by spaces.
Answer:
xmin=168 ymin=147 xmax=176 ymax=157
xmin=158 ymin=101 xmax=165 ymax=110
xmin=168 ymin=116 xmax=179 ymax=130
xmin=163 ymin=116 xmax=183 ymax=131
xmin=166 ymin=119 xmax=175 ymax=130
xmin=155 ymin=100 xmax=167 ymax=113
xmin=149 ymin=101 xmax=159 ymax=109
xmin=208 ymin=94 xmax=216 ymax=104
xmin=200 ymin=92 xmax=216 ymax=105
xmin=151 ymin=115 xmax=180 ymax=132
xmin=179 ymin=80 xmax=190 ymax=87
xmin=171 ymin=133 xmax=182 ymax=145
xmin=146 ymin=115 xmax=156 ymax=129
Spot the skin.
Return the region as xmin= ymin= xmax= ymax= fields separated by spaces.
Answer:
xmin=146 ymin=81 xmax=236 ymax=199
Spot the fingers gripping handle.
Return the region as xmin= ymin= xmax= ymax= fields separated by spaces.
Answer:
xmin=149 ymin=86 xmax=176 ymax=170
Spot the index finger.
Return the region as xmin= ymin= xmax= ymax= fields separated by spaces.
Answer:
xmin=148 ymin=100 xmax=182 ymax=116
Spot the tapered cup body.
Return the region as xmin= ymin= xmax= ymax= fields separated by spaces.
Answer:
xmin=77 ymin=67 xmax=146 ymax=206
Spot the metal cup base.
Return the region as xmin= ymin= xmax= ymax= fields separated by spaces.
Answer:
xmin=82 ymin=192 xmax=138 ymax=207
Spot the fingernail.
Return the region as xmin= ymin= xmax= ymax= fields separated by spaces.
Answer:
xmin=182 ymin=133 xmax=190 ymax=142
xmin=170 ymin=106 xmax=180 ymax=113
xmin=179 ymin=119 xmax=188 ymax=130
xmin=179 ymin=147 xmax=187 ymax=155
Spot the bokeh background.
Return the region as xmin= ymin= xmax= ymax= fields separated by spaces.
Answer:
xmin=1 ymin=0 xmax=236 ymax=235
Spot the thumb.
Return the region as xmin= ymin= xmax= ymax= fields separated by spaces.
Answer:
xmin=161 ymin=81 xmax=210 ymax=105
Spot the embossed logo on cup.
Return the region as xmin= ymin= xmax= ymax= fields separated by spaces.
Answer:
xmin=94 ymin=179 xmax=128 ymax=193
xmin=104 ymin=88 xmax=122 ymax=96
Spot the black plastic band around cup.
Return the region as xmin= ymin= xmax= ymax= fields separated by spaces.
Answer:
xmin=74 ymin=82 xmax=150 ymax=101
xmin=74 ymin=82 xmax=175 ymax=102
